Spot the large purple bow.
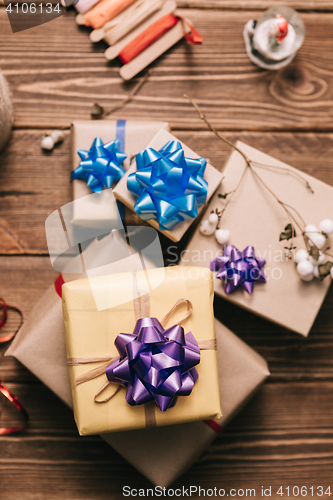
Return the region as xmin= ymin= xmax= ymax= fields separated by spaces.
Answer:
xmin=105 ymin=317 xmax=200 ymax=412
xmin=211 ymin=245 xmax=266 ymax=294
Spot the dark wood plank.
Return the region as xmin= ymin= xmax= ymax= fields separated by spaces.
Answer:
xmin=1 ymin=10 xmax=333 ymax=130
xmin=1 ymin=382 xmax=333 ymax=499
xmin=177 ymin=0 xmax=333 ymax=10
xmin=1 ymin=129 xmax=333 ymax=255
xmin=0 ymin=130 xmax=72 ymax=255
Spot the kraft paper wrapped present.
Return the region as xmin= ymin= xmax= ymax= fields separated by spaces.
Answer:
xmin=71 ymin=120 xmax=170 ymax=227
xmin=182 ymin=141 xmax=333 ymax=337
xmin=106 ymin=319 xmax=269 ymax=486
xmin=113 ymin=128 xmax=224 ymax=242
xmin=6 ymin=270 xmax=269 ymax=485
xmin=62 ymin=266 xmax=222 ymax=435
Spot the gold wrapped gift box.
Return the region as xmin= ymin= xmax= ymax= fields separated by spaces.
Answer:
xmin=62 ymin=266 xmax=222 ymax=435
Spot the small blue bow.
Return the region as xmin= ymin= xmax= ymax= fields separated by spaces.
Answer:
xmin=127 ymin=140 xmax=208 ymax=231
xmin=72 ymin=138 xmax=127 ymax=193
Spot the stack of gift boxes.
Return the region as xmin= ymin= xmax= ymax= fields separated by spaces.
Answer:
xmin=7 ymin=117 xmax=333 ymax=486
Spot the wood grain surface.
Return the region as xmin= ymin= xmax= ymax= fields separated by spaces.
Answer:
xmin=2 ymin=382 xmax=333 ymax=500
xmin=1 ymin=2 xmax=333 ymax=499
xmin=2 ymin=0 xmax=333 ymax=8
xmin=177 ymin=1 xmax=333 ymax=10
xmin=1 ymin=9 xmax=333 ymax=131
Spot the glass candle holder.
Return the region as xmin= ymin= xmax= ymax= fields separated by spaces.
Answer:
xmin=243 ymin=6 xmax=305 ymax=70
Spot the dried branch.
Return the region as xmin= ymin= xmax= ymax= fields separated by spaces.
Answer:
xmin=184 ymin=94 xmax=323 ymax=257
xmin=92 ymin=70 xmax=150 ymax=119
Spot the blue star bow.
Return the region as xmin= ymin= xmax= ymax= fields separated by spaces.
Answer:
xmin=72 ymin=138 xmax=127 ymax=193
xmin=127 ymin=140 xmax=208 ymax=231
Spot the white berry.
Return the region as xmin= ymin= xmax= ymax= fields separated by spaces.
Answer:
xmin=297 ymin=259 xmax=314 ymax=277
xmin=50 ymin=129 xmax=64 ymax=145
xmin=41 ymin=135 xmax=54 ymax=150
xmin=208 ymin=213 xmax=219 ymax=225
xmin=199 ymin=219 xmax=216 ymax=236
xmin=313 ymin=266 xmax=320 ymax=279
xmin=295 ymin=249 xmax=309 ymax=264
xmin=305 ymin=224 xmax=319 ymax=235
xmin=319 ymin=219 xmax=333 ymax=235
xmin=215 ymin=229 xmax=230 ymax=245
xmin=300 ymin=273 xmax=314 ymax=282
xmin=307 ymin=232 xmax=326 ymax=250
xmin=309 ymin=251 xmax=325 ymax=266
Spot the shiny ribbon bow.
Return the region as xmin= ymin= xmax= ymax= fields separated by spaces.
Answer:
xmin=211 ymin=245 xmax=266 ymax=294
xmin=72 ymin=138 xmax=127 ymax=193
xmin=127 ymin=140 xmax=208 ymax=231
xmin=105 ymin=316 xmax=200 ymax=412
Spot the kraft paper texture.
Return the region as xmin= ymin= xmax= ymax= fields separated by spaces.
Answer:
xmin=6 ymin=281 xmax=269 ymax=485
xmin=62 ymin=266 xmax=222 ymax=435
xmin=113 ymin=128 xmax=224 ymax=242
xmin=71 ymin=120 xmax=170 ymax=227
xmin=182 ymin=141 xmax=333 ymax=337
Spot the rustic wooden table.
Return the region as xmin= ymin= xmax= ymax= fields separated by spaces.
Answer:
xmin=1 ymin=1 xmax=333 ymax=499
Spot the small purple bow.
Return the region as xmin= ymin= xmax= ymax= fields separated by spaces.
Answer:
xmin=211 ymin=244 xmax=266 ymax=294
xmin=105 ymin=317 xmax=200 ymax=412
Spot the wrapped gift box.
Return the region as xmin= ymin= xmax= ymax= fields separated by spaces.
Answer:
xmin=181 ymin=141 xmax=333 ymax=336
xmin=113 ymin=128 xmax=224 ymax=242
xmin=62 ymin=266 xmax=222 ymax=435
xmin=106 ymin=318 xmax=269 ymax=486
xmin=6 ymin=269 xmax=269 ymax=485
xmin=71 ymin=120 xmax=170 ymax=227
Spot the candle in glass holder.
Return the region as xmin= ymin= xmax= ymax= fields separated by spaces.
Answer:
xmin=243 ymin=6 xmax=305 ymax=70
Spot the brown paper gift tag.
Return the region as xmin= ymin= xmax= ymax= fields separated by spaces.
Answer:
xmin=113 ymin=128 xmax=224 ymax=242
xmin=182 ymin=141 xmax=333 ymax=336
